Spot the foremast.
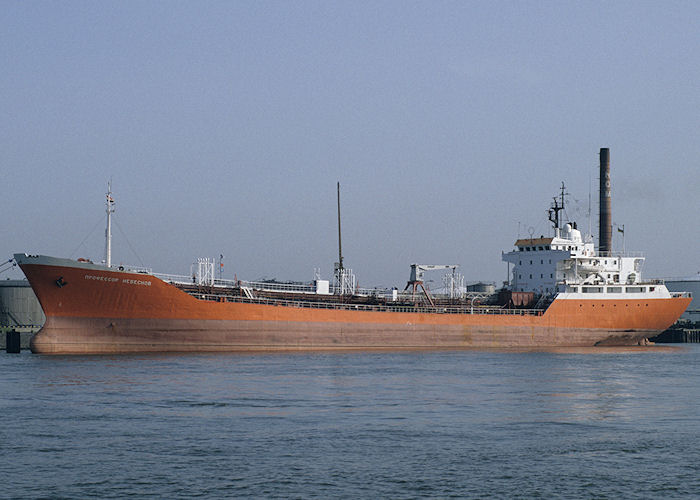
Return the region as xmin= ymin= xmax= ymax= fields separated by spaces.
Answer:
xmin=104 ymin=181 xmax=115 ymax=268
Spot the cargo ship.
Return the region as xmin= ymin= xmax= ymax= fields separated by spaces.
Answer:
xmin=16 ymin=149 xmax=691 ymax=354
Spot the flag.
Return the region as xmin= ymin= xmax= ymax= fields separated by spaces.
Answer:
xmin=618 ymin=227 xmax=624 ymax=234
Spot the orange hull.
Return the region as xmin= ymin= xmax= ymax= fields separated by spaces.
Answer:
xmin=19 ymin=258 xmax=691 ymax=354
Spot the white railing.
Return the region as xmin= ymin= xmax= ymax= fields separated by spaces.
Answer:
xmin=181 ymin=290 xmax=545 ymax=316
xmin=153 ymin=272 xmax=193 ymax=284
xmin=161 ymin=274 xmax=497 ymax=303
xmin=595 ymin=251 xmax=645 ymax=258
xmin=158 ymin=273 xmax=500 ymax=305
xmin=153 ymin=273 xmax=242 ymax=287
xmin=558 ymin=277 xmax=666 ymax=287
xmin=239 ymin=280 xmax=316 ymax=294
xmin=117 ymin=264 xmax=152 ymax=274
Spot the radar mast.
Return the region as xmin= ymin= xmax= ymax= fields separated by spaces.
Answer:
xmin=548 ymin=182 xmax=568 ymax=230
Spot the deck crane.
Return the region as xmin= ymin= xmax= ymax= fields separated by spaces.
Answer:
xmin=404 ymin=264 xmax=459 ymax=306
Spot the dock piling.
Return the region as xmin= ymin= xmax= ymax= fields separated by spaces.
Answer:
xmin=6 ymin=329 xmax=21 ymax=353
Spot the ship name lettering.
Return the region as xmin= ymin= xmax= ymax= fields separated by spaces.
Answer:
xmin=84 ymin=274 xmax=119 ymax=283
xmin=122 ymin=278 xmax=152 ymax=286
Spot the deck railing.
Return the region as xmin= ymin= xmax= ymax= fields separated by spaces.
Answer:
xmin=158 ymin=274 xmax=491 ymax=302
xmin=182 ymin=291 xmax=545 ymax=316
xmin=595 ymin=251 xmax=645 ymax=258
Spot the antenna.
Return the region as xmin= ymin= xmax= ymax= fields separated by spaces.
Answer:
xmin=337 ymin=182 xmax=343 ymax=270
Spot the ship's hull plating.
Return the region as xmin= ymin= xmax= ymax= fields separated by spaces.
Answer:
xmin=31 ymin=316 xmax=663 ymax=354
xmin=18 ymin=256 xmax=691 ymax=354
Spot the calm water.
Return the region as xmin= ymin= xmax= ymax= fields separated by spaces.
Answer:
xmin=2 ymin=346 xmax=700 ymax=499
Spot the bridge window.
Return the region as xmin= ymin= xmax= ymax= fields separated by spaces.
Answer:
xmin=608 ymin=287 xmax=622 ymax=293
xmin=582 ymin=286 xmax=603 ymax=293
xmin=626 ymin=287 xmax=646 ymax=293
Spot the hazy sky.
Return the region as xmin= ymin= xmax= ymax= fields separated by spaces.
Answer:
xmin=2 ymin=1 xmax=699 ymax=286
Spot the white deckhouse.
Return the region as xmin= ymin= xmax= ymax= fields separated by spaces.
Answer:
xmin=501 ymin=181 xmax=673 ymax=301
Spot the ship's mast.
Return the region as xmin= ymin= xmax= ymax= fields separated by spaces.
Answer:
xmin=587 ymin=171 xmax=592 ymax=240
xmin=548 ymin=182 xmax=567 ymax=230
xmin=104 ymin=180 xmax=115 ymax=268
xmin=334 ymin=182 xmax=356 ymax=296
xmin=337 ymin=181 xmax=343 ymax=271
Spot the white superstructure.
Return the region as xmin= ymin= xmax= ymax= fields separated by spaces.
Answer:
xmin=502 ymin=183 xmax=679 ymax=302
